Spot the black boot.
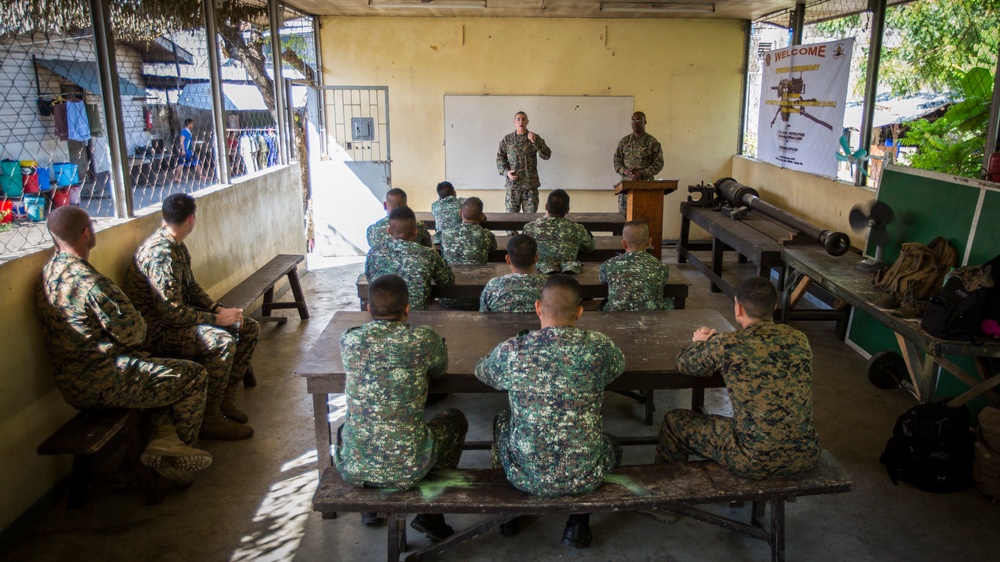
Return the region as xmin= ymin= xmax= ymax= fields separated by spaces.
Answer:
xmin=561 ymin=514 xmax=592 ymax=549
xmin=410 ymin=514 xmax=454 ymax=542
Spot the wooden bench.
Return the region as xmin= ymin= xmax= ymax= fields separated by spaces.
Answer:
xmin=313 ymin=450 xmax=852 ymax=562
xmin=37 ymin=409 xmax=161 ymax=508
xmin=218 ymin=254 xmax=309 ymax=387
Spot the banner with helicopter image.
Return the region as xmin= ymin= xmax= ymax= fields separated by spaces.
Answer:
xmin=758 ymin=38 xmax=853 ymax=178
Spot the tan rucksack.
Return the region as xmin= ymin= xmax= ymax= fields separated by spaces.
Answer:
xmin=875 ymin=236 xmax=958 ymax=302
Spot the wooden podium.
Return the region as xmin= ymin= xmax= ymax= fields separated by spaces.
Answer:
xmin=613 ymin=179 xmax=678 ymax=259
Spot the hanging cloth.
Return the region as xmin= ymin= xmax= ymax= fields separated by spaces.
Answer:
xmin=85 ymin=103 xmax=103 ymax=137
xmin=53 ymin=103 xmax=69 ymax=141
xmin=66 ymin=100 xmax=92 ymax=142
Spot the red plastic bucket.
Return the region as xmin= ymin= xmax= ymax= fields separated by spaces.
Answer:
xmin=22 ymin=166 xmax=39 ymax=194
xmin=52 ymin=187 xmax=71 ymax=208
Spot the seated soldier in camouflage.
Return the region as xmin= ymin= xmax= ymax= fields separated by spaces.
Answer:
xmin=656 ymin=277 xmax=820 ymax=478
xmin=430 ymin=181 xmax=465 ymax=246
xmin=336 ymin=274 xmax=468 ymax=539
xmin=440 ymin=197 xmax=497 ymax=310
xmin=125 ymin=194 xmax=254 ymax=441
xmin=366 ymin=188 xmax=433 ymax=250
xmin=36 ymin=206 xmax=213 ymax=484
xmin=479 ymin=234 xmax=547 ymax=313
xmin=599 ymin=220 xmax=674 ymax=311
xmin=475 ymin=276 xmax=625 ymax=549
xmin=523 ymin=189 xmax=595 ymax=274
xmin=365 ymin=206 xmax=455 ymax=311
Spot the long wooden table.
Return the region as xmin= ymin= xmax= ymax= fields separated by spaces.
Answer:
xmin=416 ymin=211 xmax=626 ymax=234
xmin=356 ymin=263 xmax=691 ymax=310
xmin=677 ymin=201 xmax=787 ymax=297
xmin=297 ymin=310 xmax=732 ymax=473
xmin=781 ymin=245 xmax=1000 ymax=404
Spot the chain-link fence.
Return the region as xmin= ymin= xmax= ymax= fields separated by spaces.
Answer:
xmin=743 ymin=0 xmax=998 ymax=187
xmin=0 ymin=0 xmax=314 ymax=260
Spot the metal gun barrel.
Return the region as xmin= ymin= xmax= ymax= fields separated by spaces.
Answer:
xmin=714 ymin=178 xmax=851 ymax=256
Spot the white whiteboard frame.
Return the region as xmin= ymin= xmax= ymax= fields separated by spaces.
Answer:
xmin=444 ymin=95 xmax=634 ymax=191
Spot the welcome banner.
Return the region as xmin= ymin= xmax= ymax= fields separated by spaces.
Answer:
xmin=758 ymin=39 xmax=854 ymax=178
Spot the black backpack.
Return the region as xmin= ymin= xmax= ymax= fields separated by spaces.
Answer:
xmin=922 ymin=256 xmax=1000 ymax=341
xmin=880 ymin=401 xmax=974 ymax=493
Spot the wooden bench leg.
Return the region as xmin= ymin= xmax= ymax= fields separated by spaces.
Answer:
xmin=388 ymin=513 xmax=407 ymax=562
xmin=710 ymin=237 xmax=725 ymax=293
xmin=691 ymin=387 xmax=706 ymax=414
xmin=768 ymin=499 xmax=786 ymax=562
xmin=751 ymin=499 xmax=765 ymax=528
xmin=67 ymin=454 xmax=93 ymax=509
xmin=243 ymin=364 xmax=258 ymax=388
xmin=644 ymin=389 xmax=655 ymax=425
xmin=123 ymin=413 xmax=162 ymax=506
xmin=286 ymin=269 xmax=310 ymax=320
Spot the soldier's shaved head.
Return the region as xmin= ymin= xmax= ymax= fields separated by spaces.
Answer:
xmin=507 ymin=234 xmax=537 ymax=269
xmin=539 ymin=275 xmax=582 ymax=323
xmin=388 ymin=205 xmax=417 ymax=240
xmin=385 ymin=188 xmax=408 ymax=211
xmin=436 ymin=181 xmax=456 ymax=199
xmin=545 ymin=189 xmax=570 ymax=217
xmin=368 ymin=274 xmax=409 ymax=318
xmin=735 ymin=277 xmax=777 ymax=321
xmin=622 ymin=220 xmax=650 ymax=249
xmin=461 ymin=197 xmax=484 ymax=221
xmin=47 ymin=206 xmax=94 ymax=249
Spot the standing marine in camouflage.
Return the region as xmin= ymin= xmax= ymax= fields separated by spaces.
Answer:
xmin=497 ymin=111 xmax=552 ymax=214
xmin=367 ymin=188 xmax=433 ymax=250
xmin=475 ymin=276 xmax=625 ymax=549
xmin=440 ymin=197 xmax=497 ymax=310
xmin=655 ymin=277 xmax=821 ymax=478
xmin=336 ymin=274 xmax=468 ymax=539
xmin=480 ymin=234 xmax=547 ymax=313
xmin=613 ymin=111 xmax=664 ymax=214
xmin=365 ymin=206 xmax=455 ymax=311
xmin=430 ymin=181 xmax=465 ymax=245
xmin=599 ymin=220 xmax=674 ymax=311
xmin=523 ymin=189 xmax=595 ymax=274
xmin=36 ymin=206 xmax=213 ymax=484
xmin=125 ymin=193 xmax=255 ymax=441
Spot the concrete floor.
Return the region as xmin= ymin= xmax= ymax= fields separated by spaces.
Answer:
xmin=4 ymin=253 xmax=1000 ymax=562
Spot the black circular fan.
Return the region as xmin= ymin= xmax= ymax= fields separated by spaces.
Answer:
xmin=849 ymin=200 xmax=894 ymax=272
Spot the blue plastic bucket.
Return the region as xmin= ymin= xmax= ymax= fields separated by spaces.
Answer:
xmin=1 ymin=160 xmax=22 ymax=196
xmin=37 ymin=167 xmax=52 ymax=192
xmin=53 ymin=162 xmax=79 ymax=187
xmin=25 ymin=195 xmax=46 ymax=222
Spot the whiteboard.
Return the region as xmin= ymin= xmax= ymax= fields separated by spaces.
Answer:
xmin=444 ymin=95 xmax=633 ymax=191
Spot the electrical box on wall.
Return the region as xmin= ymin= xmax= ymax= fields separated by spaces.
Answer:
xmin=352 ymin=117 xmax=374 ymax=141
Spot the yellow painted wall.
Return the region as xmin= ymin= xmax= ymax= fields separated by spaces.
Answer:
xmin=732 ymin=156 xmax=875 ymax=242
xmin=0 ymin=165 xmax=304 ymax=532
xmin=320 ymin=17 xmax=746 ymax=238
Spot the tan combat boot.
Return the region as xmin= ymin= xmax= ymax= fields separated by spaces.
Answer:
xmin=140 ymin=425 xmax=213 ymax=484
xmin=221 ymin=383 xmax=248 ymax=424
xmin=199 ymin=403 xmax=254 ymax=440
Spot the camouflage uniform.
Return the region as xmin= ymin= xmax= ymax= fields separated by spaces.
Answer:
xmin=497 ymin=132 xmax=552 ymax=213
xmin=475 ymin=326 xmax=625 ymax=495
xmin=365 ymin=239 xmax=455 ymax=311
xmin=366 ymin=216 xmax=433 ymax=250
xmin=124 ymin=227 xmax=260 ymax=408
xmin=599 ymin=251 xmax=674 ymax=311
xmin=655 ymin=321 xmax=821 ymax=478
xmin=479 ymin=273 xmax=547 ymax=313
xmin=440 ymin=223 xmax=497 ymax=310
xmin=523 ymin=217 xmax=595 ymax=274
xmin=431 ymin=195 xmax=466 ymax=245
xmin=335 ymin=320 xmax=467 ymax=488
xmin=37 ymin=252 xmax=209 ymax=445
xmin=613 ymin=133 xmax=664 ymax=214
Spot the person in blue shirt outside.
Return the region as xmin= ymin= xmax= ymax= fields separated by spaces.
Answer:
xmin=173 ymin=119 xmax=206 ymax=182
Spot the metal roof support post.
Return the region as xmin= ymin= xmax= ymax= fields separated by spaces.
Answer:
xmin=203 ymin=0 xmax=230 ymax=185
xmin=88 ymin=0 xmax=133 ymax=217
xmin=269 ymin=0 xmax=290 ymax=165
xmin=737 ymin=19 xmax=752 ymax=155
xmin=982 ymin=45 xmax=1000 ymax=173
xmin=857 ymin=0 xmax=887 ymax=187
xmin=313 ymin=16 xmax=327 ymax=157
xmin=791 ymin=2 xmax=806 ymax=46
